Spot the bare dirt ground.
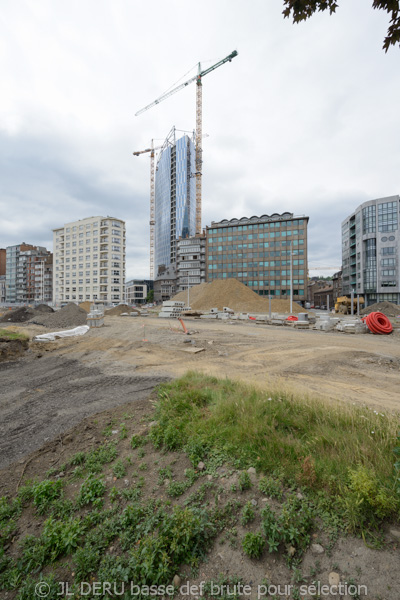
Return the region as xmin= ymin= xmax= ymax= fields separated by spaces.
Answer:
xmin=1 ymin=315 xmax=400 ymax=599
xmin=16 ymin=314 xmax=400 ymax=411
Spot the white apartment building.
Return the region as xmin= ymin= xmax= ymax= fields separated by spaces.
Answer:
xmin=53 ymin=216 xmax=125 ymax=305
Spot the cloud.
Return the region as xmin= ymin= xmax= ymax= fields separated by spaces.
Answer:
xmin=0 ymin=0 xmax=399 ymax=283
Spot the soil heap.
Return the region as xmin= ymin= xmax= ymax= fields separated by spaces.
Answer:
xmin=360 ymin=301 xmax=400 ymax=318
xmin=29 ymin=303 xmax=88 ymax=329
xmin=79 ymin=301 xmax=92 ymax=313
xmin=0 ymin=307 xmax=35 ymax=323
xmin=34 ymin=304 xmax=54 ymax=313
xmin=172 ymin=278 xmax=305 ymax=314
xmin=105 ymin=304 xmax=140 ymax=316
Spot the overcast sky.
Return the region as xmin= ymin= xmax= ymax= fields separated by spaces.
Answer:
xmin=1 ymin=0 xmax=399 ymax=279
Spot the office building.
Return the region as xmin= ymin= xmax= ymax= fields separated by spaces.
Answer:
xmin=206 ymin=212 xmax=308 ymax=301
xmin=5 ymin=243 xmax=52 ymax=304
xmin=176 ymin=235 xmax=206 ymax=293
xmin=53 ymin=216 xmax=125 ymax=305
xmin=154 ymin=127 xmax=196 ymax=301
xmin=126 ymin=279 xmax=153 ymax=305
xmin=341 ymin=194 xmax=400 ymax=305
xmin=0 ymin=249 xmax=6 ymax=276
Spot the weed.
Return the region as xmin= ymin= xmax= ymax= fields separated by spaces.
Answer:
xmin=241 ymin=501 xmax=256 ymax=525
xmin=238 ymin=471 xmax=251 ymax=491
xmin=138 ymin=462 xmax=148 ymax=471
xmin=119 ymin=423 xmax=128 ymax=440
xmin=77 ymin=475 xmax=106 ymax=507
xmin=112 ymin=459 xmax=126 ymax=479
xmin=394 ymin=432 xmax=400 ymax=494
xmin=131 ymin=434 xmax=144 ymax=449
xmin=158 ymin=466 xmax=173 ymax=484
xmin=258 ymin=475 xmax=283 ymax=500
xmin=32 ymin=479 xmax=63 ymax=515
xmin=138 ymin=448 xmax=146 ymax=458
xmin=70 ymin=451 xmax=86 ymax=466
xmin=85 ymin=443 xmax=118 ymax=474
xmin=242 ymin=531 xmax=265 ymax=558
xmin=167 ymin=481 xmax=188 ymax=497
xmin=261 ymin=494 xmax=313 ymax=561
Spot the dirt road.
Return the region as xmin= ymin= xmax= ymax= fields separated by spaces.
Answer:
xmin=0 ymin=354 xmax=166 ymax=470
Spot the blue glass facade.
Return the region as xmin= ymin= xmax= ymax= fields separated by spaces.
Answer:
xmin=155 ymin=134 xmax=196 ymax=271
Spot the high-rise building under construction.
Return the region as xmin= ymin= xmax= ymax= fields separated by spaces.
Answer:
xmin=154 ymin=128 xmax=196 ymax=301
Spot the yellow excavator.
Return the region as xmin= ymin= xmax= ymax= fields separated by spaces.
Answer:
xmin=335 ymin=296 xmax=365 ymax=314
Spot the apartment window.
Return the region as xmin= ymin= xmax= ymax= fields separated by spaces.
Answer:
xmin=382 ymin=258 xmax=396 ymax=266
xmin=362 ymin=205 xmax=376 ymax=234
xmin=378 ymin=201 xmax=398 ymax=232
xmin=382 ymin=247 xmax=396 ymax=255
xmin=79 ymin=233 xmax=84 ymax=238
xmin=79 ymin=225 xmax=84 ymax=230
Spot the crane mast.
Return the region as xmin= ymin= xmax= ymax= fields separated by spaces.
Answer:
xmin=135 ymin=50 xmax=238 ymax=235
xmin=133 ymin=141 xmax=162 ymax=279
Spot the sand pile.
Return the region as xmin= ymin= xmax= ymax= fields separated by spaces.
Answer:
xmin=105 ymin=304 xmax=139 ymax=316
xmin=360 ymin=301 xmax=400 ymax=318
xmin=79 ymin=301 xmax=92 ymax=313
xmin=30 ymin=303 xmax=88 ymax=328
xmin=172 ymin=278 xmax=305 ymax=314
xmin=0 ymin=307 xmax=36 ymax=323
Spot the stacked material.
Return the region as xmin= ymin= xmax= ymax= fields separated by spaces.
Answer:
xmin=172 ymin=278 xmax=305 ymax=314
xmin=158 ymin=301 xmax=186 ymax=319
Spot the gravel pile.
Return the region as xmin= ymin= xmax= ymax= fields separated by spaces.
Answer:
xmin=360 ymin=301 xmax=400 ymax=318
xmin=34 ymin=304 xmax=54 ymax=313
xmin=172 ymin=278 xmax=306 ymax=314
xmin=29 ymin=303 xmax=88 ymax=328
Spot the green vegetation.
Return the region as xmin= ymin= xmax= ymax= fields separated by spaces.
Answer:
xmin=0 ymin=329 xmax=29 ymax=341
xmin=242 ymin=532 xmax=265 ymax=558
xmin=241 ymin=501 xmax=256 ymax=525
xmin=1 ymin=372 xmax=399 ymax=597
xmin=150 ymin=372 xmax=400 ymax=527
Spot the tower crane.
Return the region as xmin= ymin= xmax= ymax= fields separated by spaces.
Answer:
xmin=133 ymin=140 xmax=163 ymax=280
xmin=135 ymin=50 xmax=238 ymax=236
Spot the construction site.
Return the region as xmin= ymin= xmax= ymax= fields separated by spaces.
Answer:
xmin=1 ymin=30 xmax=400 ymax=600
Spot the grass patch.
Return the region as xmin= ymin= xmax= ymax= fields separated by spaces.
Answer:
xmin=0 ymin=328 xmax=29 ymax=341
xmin=150 ymin=372 xmax=400 ymax=526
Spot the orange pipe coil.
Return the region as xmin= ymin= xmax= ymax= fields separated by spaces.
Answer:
xmin=362 ymin=311 xmax=393 ymax=334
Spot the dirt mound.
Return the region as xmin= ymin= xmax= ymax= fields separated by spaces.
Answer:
xmin=0 ymin=307 xmax=35 ymax=323
xmin=79 ymin=301 xmax=92 ymax=313
xmin=29 ymin=303 xmax=87 ymax=329
xmin=34 ymin=304 xmax=54 ymax=313
xmin=105 ymin=304 xmax=139 ymax=316
xmin=172 ymin=278 xmax=305 ymax=314
xmin=360 ymin=301 xmax=400 ymax=318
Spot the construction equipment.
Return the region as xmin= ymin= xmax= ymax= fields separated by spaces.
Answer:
xmin=335 ymin=296 xmax=365 ymax=314
xmin=133 ymin=141 xmax=163 ymax=279
xmin=135 ymin=50 xmax=238 ymax=235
